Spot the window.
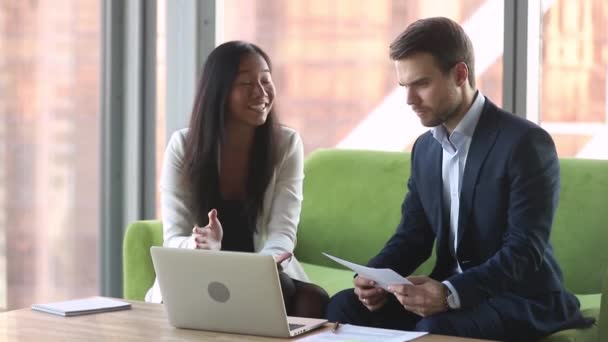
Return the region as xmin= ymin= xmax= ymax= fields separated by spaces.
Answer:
xmin=0 ymin=0 xmax=100 ymax=310
xmin=222 ymin=0 xmax=504 ymax=154
xmin=539 ymin=0 xmax=607 ymax=159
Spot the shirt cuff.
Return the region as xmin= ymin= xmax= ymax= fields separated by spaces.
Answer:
xmin=442 ymin=280 xmax=462 ymax=309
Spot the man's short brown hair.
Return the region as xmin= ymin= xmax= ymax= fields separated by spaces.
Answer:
xmin=390 ymin=17 xmax=476 ymax=88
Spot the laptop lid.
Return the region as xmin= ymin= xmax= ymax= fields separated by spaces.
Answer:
xmin=150 ymin=246 xmax=326 ymax=338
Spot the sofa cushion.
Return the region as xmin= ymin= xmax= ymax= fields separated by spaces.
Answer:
xmin=301 ymin=263 xmax=354 ymax=297
xmin=538 ymin=322 xmax=598 ymax=342
xmin=538 ymin=294 xmax=601 ymax=342
xmin=538 ymin=304 xmax=598 ymax=342
xmin=577 ymin=293 xmax=601 ymax=311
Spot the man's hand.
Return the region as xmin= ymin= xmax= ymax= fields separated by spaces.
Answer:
xmin=388 ymin=276 xmax=448 ymax=317
xmin=353 ymin=276 xmax=388 ymax=312
xmin=192 ymin=209 xmax=223 ymax=251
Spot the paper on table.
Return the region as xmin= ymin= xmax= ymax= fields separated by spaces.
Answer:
xmin=323 ymin=253 xmax=412 ymax=290
xmin=31 ymin=296 xmax=131 ymax=317
xmin=296 ymin=323 xmax=428 ymax=342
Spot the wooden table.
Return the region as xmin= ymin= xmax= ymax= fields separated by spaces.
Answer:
xmin=0 ymin=299 xmax=494 ymax=341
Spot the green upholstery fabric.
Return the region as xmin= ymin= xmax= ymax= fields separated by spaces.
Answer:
xmin=601 ymin=270 xmax=608 ymax=342
xmin=537 ymin=317 xmax=599 ymax=342
xmin=122 ymin=220 xmax=163 ymax=301
xmin=294 ymin=149 xmax=436 ymax=277
xmin=122 ymin=149 xmax=607 ymax=341
xmin=538 ymin=295 xmax=601 ymax=342
xmin=299 ymin=262 xmax=354 ymax=298
xmin=551 ymin=159 xmax=608 ymax=295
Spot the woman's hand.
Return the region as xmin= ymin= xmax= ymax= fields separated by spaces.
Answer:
xmin=191 ymin=209 xmax=223 ymax=251
xmin=273 ymin=251 xmax=292 ymax=271
xmin=274 ymin=252 xmax=292 ymax=264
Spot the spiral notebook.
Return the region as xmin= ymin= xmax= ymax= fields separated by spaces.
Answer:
xmin=31 ymin=296 xmax=131 ymax=317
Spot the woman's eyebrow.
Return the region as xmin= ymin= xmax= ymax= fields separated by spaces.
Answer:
xmin=237 ymin=68 xmax=271 ymax=74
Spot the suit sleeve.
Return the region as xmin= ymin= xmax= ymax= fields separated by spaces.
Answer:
xmin=367 ymin=143 xmax=436 ymax=276
xmin=446 ymin=127 xmax=560 ymax=308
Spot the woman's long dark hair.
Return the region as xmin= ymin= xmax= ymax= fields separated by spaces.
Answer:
xmin=183 ymin=41 xmax=279 ymax=230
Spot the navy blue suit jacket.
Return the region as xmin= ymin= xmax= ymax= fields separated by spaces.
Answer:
xmin=368 ymin=99 xmax=590 ymax=338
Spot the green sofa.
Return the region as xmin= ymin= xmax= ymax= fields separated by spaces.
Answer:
xmin=123 ymin=149 xmax=608 ymax=342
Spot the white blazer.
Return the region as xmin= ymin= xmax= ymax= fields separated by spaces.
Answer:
xmin=145 ymin=125 xmax=309 ymax=303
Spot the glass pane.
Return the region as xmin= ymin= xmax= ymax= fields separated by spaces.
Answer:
xmin=0 ymin=0 xmax=100 ymax=310
xmin=540 ymin=0 xmax=607 ymax=159
xmin=222 ymin=0 xmax=504 ymax=154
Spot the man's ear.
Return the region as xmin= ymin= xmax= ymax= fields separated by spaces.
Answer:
xmin=453 ymin=62 xmax=469 ymax=87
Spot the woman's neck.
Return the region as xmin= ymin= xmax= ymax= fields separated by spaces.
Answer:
xmin=222 ymin=122 xmax=256 ymax=153
xmin=219 ymin=123 xmax=255 ymax=200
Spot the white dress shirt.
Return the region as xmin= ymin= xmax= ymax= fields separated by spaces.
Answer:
xmin=430 ymin=91 xmax=485 ymax=309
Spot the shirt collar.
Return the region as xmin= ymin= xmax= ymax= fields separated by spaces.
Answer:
xmin=453 ymin=90 xmax=484 ymax=138
xmin=431 ymin=91 xmax=485 ymax=150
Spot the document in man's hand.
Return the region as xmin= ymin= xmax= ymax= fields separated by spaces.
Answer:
xmin=323 ymin=253 xmax=412 ymax=290
xmin=31 ymin=296 xmax=131 ymax=317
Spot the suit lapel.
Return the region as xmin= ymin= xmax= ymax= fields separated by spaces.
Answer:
xmin=456 ymin=101 xmax=500 ymax=251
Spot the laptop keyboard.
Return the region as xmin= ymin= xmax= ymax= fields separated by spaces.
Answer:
xmin=289 ymin=323 xmax=305 ymax=331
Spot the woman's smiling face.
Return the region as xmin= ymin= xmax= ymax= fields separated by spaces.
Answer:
xmin=227 ymin=52 xmax=275 ymax=128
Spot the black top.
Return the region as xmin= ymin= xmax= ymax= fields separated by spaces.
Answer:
xmin=216 ymin=199 xmax=255 ymax=253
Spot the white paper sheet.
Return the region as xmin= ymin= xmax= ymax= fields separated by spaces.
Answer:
xmin=323 ymin=253 xmax=412 ymax=290
xmin=297 ymin=323 xmax=428 ymax=342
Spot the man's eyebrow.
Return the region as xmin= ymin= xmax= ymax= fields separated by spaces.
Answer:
xmin=399 ymin=77 xmax=428 ymax=87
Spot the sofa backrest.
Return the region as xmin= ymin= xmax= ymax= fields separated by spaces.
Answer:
xmin=294 ymin=149 xmax=608 ymax=294
xmin=552 ymin=159 xmax=608 ymax=294
xmin=295 ymin=149 xmax=435 ymax=277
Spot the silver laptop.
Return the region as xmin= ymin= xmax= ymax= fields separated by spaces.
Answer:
xmin=150 ymin=246 xmax=327 ymax=338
